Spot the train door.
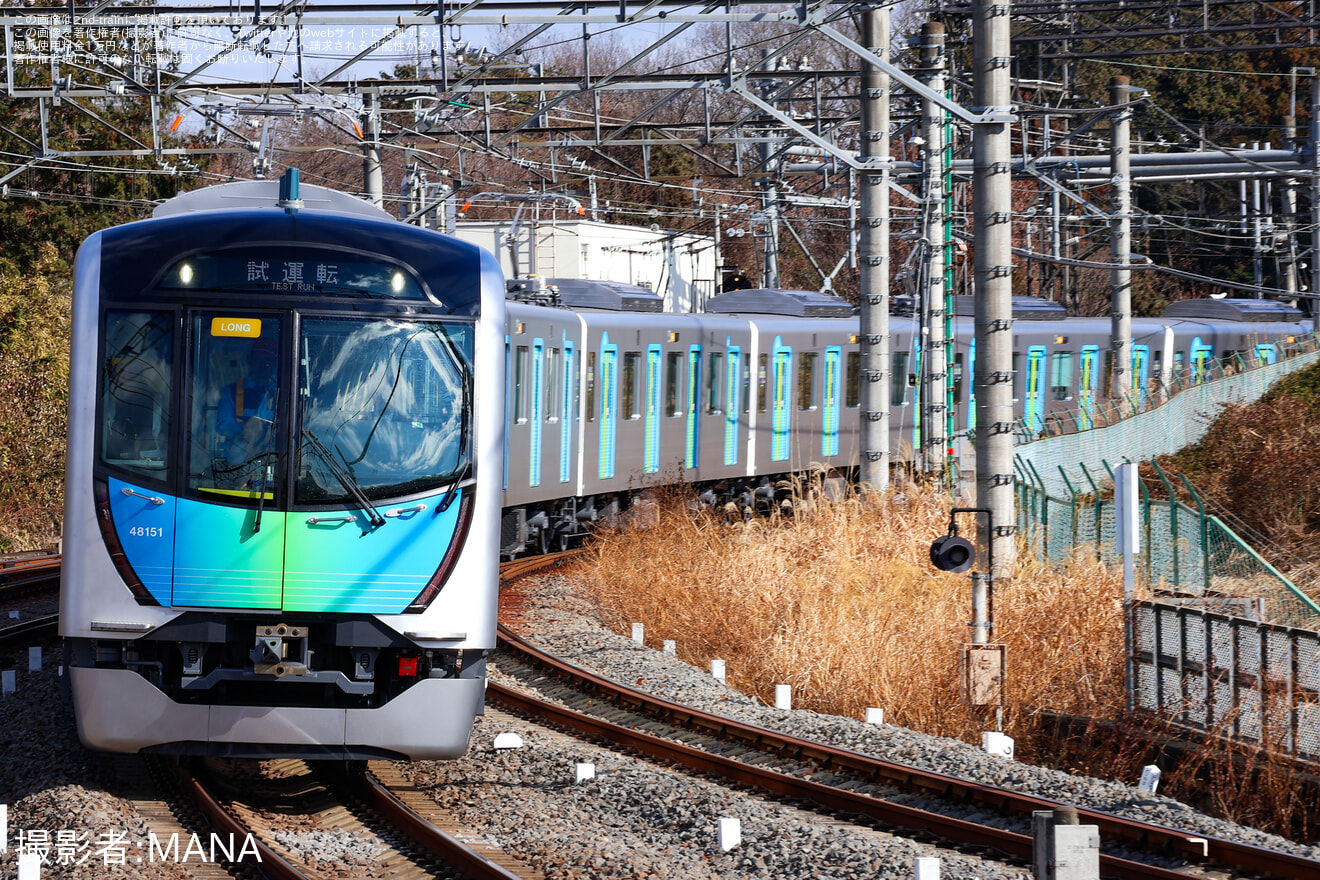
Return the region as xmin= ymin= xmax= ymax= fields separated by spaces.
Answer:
xmin=644 ymin=344 xmax=662 ymax=474
xmin=1256 ymin=342 xmax=1278 ymax=365
xmin=686 ymin=345 xmax=702 ymax=469
xmin=1191 ymin=337 xmax=1212 ymax=384
xmin=966 ymin=338 xmax=976 ymax=433
xmin=771 ymin=338 xmax=792 ymax=462
xmin=1024 ymin=345 xmax=1046 ymax=434
xmin=1078 ymin=345 xmax=1099 ymax=429
xmin=174 ymin=310 xmax=286 ymax=609
xmin=598 ymin=334 xmax=618 ymax=479
xmin=822 ymin=346 xmax=841 ymax=458
xmin=559 ymin=338 xmax=576 ymax=486
xmin=1131 ymin=344 xmax=1150 ymax=408
xmin=529 ymin=338 xmax=545 ymax=486
xmin=724 ymin=341 xmax=742 ymax=466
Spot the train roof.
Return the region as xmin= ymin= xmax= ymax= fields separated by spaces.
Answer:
xmin=952 ymin=295 xmax=1069 ymax=321
xmin=705 ymin=288 xmax=855 ymax=317
xmin=1161 ymin=298 xmax=1305 ymax=322
xmin=153 ymin=180 xmax=394 ymax=220
xmin=542 ymin=278 xmax=665 ymax=312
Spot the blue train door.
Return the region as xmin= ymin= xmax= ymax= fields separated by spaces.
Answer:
xmin=966 ymin=338 xmax=976 ymax=433
xmin=822 ymin=346 xmax=841 ymax=458
xmin=645 ymin=345 xmax=662 ymax=474
xmin=1078 ymin=345 xmax=1099 ymax=429
xmin=725 ymin=342 xmax=742 ymax=466
xmin=1025 ymin=346 xmax=1046 ymax=434
xmin=1191 ymin=338 xmax=1212 ymax=384
xmin=1255 ymin=343 xmax=1278 ymax=365
xmin=599 ymin=335 xmax=618 ymax=479
xmin=772 ymin=339 xmax=792 ymax=462
xmin=686 ymin=345 xmax=702 ymax=469
xmin=1131 ymin=344 xmax=1150 ymax=409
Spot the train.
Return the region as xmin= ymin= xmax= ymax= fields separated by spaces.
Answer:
xmin=498 ymin=280 xmax=1312 ymax=557
xmin=63 ymin=176 xmax=1313 ymax=760
xmin=62 ymin=175 xmax=506 ymax=760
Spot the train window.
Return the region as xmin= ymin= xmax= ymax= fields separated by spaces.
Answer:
xmin=186 ymin=314 xmax=283 ymax=502
xmin=743 ymin=360 xmax=752 ymax=414
xmin=845 ymin=352 xmax=860 ymax=408
xmin=665 ymin=351 xmax=683 ymax=417
xmin=707 ymin=352 xmax=723 ymax=415
xmin=101 ymin=310 xmax=173 ymax=478
xmin=295 ymin=317 xmax=470 ymax=505
xmin=798 ymin=352 xmax=818 ymax=411
xmin=514 ymin=346 xmax=530 ymax=425
xmin=1050 ymin=351 xmax=1073 ymax=401
xmin=952 ymin=353 xmax=964 ymax=405
xmin=546 ymin=347 xmax=562 ymax=422
xmin=586 ymin=352 xmax=596 ymax=423
xmin=623 ymin=351 xmax=642 ymax=420
xmin=757 ymin=353 xmax=769 ymax=413
xmin=891 ymin=352 xmax=908 ymax=405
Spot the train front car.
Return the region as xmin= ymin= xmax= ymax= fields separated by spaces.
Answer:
xmin=61 ymin=180 xmax=505 ymax=760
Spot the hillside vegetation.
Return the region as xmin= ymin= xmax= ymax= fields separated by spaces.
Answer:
xmin=0 ymin=245 xmax=70 ymax=552
xmin=1156 ymin=360 xmax=1320 ymax=569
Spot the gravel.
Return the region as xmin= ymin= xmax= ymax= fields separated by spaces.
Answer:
xmin=7 ymin=565 xmax=1319 ymax=880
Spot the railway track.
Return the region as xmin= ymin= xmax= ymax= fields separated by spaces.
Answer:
xmin=493 ymin=551 xmax=1320 ymax=880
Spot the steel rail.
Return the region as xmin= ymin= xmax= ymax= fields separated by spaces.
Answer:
xmin=493 ymin=618 xmax=1320 ymax=879
xmin=176 ymin=761 xmax=310 ymax=880
xmin=0 ymin=613 xmax=58 ymax=650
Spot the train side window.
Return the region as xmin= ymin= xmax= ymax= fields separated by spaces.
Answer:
xmin=743 ymin=360 xmax=752 ymax=414
xmin=798 ymin=352 xmax=818 ymax=411
xmin=1050 ymin=351 xmax=1074 ymax=401
xmin=586 ymin=351 xmax=596 ymax=423
xmin=845 ymin=351 xmax=860 ymax=408
xmin=757 ymin=353 xmax=769 ymax=413
xmin=665 ymin=351 xmax=683 ymax=417
xmin=622 ymin=351 xmax=642 ymax=419
xmin=546 ymin=347 xmax=561 ymax=422
xmin=952 ymin=353 xmax=964 ymax=405
xmin=707 ymin=352 xmax=723 ymax=415
xmin=891 ymin=352 xmax=908 ymax=405
xmin=514 ymin=345 xmax=530 ymax=425
xmin=102 ymin=310 xmax=173 ymax=477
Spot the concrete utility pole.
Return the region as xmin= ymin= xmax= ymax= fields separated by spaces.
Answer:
xmin=1281 ymin=116 xmax=1299 ymax=299
xmin=972 ymin=0 xmax=1015 ymax=577
xmin=919 ymin=21 xmax=949 ymax=479
xmin=362 ymin=95 xmax=384 ymax=208
xmin=1109 ymin=77 xmax=1133 ymax=410
xmin=858 ymin=4 xmax=891 ymax=491
xmin=1312 ymin=76 xmax=1320 ymax=308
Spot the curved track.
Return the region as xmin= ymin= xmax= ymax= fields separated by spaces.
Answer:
xmin=494 ymin=551 xmax=1319 ymax=880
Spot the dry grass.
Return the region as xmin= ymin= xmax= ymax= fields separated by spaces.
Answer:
xmin=579 ymin=482 xmax=1130 ymax=752
xmin=578 ymin=482 xmax=1320 ymax=840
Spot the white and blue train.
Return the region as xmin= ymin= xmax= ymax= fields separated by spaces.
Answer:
xmin=61 ymin=176 xmax=1312 ymax=759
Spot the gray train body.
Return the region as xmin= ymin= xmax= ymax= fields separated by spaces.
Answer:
xmin=500 ymin=283 xmax=1310 ymax=556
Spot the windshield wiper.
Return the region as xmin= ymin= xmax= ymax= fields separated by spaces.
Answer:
xmin=301 ymin=428 xmax=386 ymax=527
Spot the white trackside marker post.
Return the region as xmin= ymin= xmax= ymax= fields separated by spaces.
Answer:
xmin=1137 ymin=765 xmax=1161 ymax=794
xmin=28 ymin=647 xmax=40 ymax=672
xmin=2 ymin=670 xmax=14 ymax=696
xmin=865 ymin=707 xmax=885 ymax=725
xmin=711 ymin=659 xmax=726 ymax=682
xmin=1114 ymin=461 xmax=1141 ymax=600
xmin=575 ymin=763 xmax=595 ymax=783
xmin=982 ymin=731 xmax=1014 ymax=759
xmin=19 ymin=852 xmax=40 ymax=880
xmin=775 ymin=685 xmax=791 ymax=710
xmin=718 ymin=818 xmax=741 ymax=851
xmin=914 ymin=857 xmax=940 ymax=879
xmin=631 ymin=623 xmax=644 ymax=644
xmin=663 ymin=640 xmax=676 ymax=655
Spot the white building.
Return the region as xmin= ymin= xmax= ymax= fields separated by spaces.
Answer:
xmin=450 ymin=218 xmax=717 ymax=313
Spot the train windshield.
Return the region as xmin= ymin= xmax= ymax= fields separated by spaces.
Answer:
xmin=295 ymin=317 xmax=472 ymax=505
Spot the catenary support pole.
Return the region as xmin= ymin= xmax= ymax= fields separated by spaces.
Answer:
xmin=1109 ymin=77 xmax=1133 ymax=410
xmin=362 ymin=94 xmax=384 ymax=208
xmin=972 ymin=0 xmax=1015 ymax=577
xmin=859 ymin=4 xmax=891 ymax=491
xmin=919 ymin=21 xmax=949 ymax=479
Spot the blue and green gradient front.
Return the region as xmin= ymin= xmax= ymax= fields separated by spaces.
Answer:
xmin=109 ymin=476 xmax=465 ymax=613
